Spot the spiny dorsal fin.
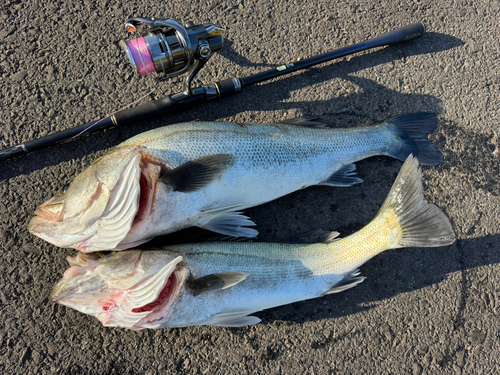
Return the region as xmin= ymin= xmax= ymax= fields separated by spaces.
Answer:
xmin=161 ymin=154 xmax=235 ymax=193
xmin=279 ymin=116 xmax=327 ymax=128
xmin=188 ymin=272 xmax=248 ymax=296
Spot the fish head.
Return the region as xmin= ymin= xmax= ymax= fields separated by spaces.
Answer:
xmin=51 ymin=250 xmax=188 ymax=329
xmin=28 ymin=145 xmax=162 ymax=252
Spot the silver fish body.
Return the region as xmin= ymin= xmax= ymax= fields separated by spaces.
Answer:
xmin=30 ymin=113 xmax=443 ymax=252
xmin=51 ymin=155 xmax=455 ymax=329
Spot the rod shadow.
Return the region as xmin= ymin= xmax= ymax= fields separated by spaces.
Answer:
xmin=217 ymin=39 xmax=279 ymax=68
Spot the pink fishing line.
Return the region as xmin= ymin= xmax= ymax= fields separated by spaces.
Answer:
xmin=127 ymin=37 xmax=156 ymax=76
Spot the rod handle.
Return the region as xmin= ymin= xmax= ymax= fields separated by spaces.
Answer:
xmin=366 ymin=22 xmax=426 ymax=47
xmin=0 ymin=144 xmax=27 ymax=162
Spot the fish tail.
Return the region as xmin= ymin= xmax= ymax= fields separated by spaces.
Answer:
xmin=322 ymin=154 xmax=454 ymax=293
xmin=383 ymin=112 xmax=444 ymax=166
xmin=376 ymin=154 xmax=455 ymax=249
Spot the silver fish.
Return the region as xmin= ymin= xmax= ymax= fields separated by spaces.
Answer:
xmin=30 ymin=113 xmax=443 ymax=252
xmin=51 ymin=155 xmax=455 ymax=329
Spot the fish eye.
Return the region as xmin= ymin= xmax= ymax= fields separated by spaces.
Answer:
xmin=61 ymin=183 xmax=70 ymax=193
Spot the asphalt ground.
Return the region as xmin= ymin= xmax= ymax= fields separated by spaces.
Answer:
xmin=1 ymin=0 xmax=499 ymax=374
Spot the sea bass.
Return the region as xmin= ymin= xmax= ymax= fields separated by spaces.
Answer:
xmin=30 ymin=113 xmax=443 ymax=252
xmin=51 ymin=155 xmax=455 ymax=329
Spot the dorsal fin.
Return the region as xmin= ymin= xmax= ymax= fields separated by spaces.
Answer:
xmin=282 ymin=229 xmax=340 ymax=244
xmin=279 ymin=116 xmax=327 ymax=128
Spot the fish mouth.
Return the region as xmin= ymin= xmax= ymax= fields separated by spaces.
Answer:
xmin=51 ymin=251 xmax=186 ymax=329
xmin=29 ymin=151 xmax=160 ymax=252
xmin=34 ymin=201 xmax=66 ymax=222
xmin=28 ymin=194 xmax=67 ymax=235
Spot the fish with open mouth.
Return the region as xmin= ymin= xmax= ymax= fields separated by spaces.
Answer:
xmin=50 ymin=155 xmax=455 ymax=329
xmin=30 ymin=112 xmax=443 ymax=252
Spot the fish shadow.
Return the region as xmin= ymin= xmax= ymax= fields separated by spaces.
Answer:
xmin=0 ymin=32 xmax=463 ymax=181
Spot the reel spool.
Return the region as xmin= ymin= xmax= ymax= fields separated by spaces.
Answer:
xmin=121 ymin=17 xmax=225 ymax=97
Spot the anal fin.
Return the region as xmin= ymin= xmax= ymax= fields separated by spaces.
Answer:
xmin=322 ymin=270 xmax=365 ymax=295
xmin=320 ymin=164 xmax=363 ymax=187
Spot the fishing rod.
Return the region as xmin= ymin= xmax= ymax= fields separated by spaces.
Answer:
xmin=0 ymin=19 xmax=426 ymax=162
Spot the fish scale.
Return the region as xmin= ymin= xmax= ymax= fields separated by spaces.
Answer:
xmin=30 ymin=113 xmax=444 ymax=252
xmin=123 ymin=122 xmax=390 ymax=167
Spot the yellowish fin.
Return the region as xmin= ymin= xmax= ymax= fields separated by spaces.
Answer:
xmin=326 ymin=154 xmax=455 ymax=275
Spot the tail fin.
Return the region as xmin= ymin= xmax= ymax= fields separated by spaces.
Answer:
xmin=378 ymin=154 xmax=455 ymax=247
xmin=384 ymin=112 xmax=444 ymax=166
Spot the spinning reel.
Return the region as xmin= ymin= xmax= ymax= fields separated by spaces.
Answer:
xmin=121 ymin=17 xmax=225 ymax=97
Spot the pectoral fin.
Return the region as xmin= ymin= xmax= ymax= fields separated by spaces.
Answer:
xmin=161 ymin=154 xmax=235 ymax=193
xmin=320 ymin=164 xmax=363 ymax=187
xmin=188 ymin=272 xmax=248 ymax=296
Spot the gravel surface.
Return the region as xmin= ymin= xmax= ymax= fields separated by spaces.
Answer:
xmin=1 ymin=0 xmax=499 ymax=374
